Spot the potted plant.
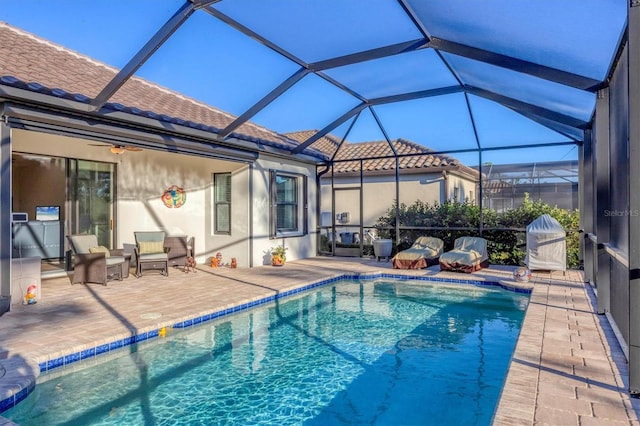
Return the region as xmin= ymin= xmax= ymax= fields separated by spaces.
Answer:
xmin=270 ymin=245 xmax=288 ymax=266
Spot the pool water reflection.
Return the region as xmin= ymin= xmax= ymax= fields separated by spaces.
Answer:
xmin=4 ymin=279 xmax=529 ymax=425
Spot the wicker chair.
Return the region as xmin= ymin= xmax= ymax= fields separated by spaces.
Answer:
xmin=67 ymin=234 xmax=129 ymax=285
xmin=134 ymin=231 xmax=169 ymax=277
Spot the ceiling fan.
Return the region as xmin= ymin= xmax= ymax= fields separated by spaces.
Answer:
xmin=90 ymin=144 xmax=143 ymax=154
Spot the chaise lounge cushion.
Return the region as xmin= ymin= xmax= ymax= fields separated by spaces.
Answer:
xmin=439 ymin=236 xmax=489 ymax=273
xmin=392 ymin=236 xmax=444 ymax=269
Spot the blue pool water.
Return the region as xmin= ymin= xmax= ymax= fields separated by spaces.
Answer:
xmin=4 ymin=279 xmax=529 ymax=425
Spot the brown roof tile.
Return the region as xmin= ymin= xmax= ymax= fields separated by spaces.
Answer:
xmin=285 ymin=130 xmax=472 ymax=175
xmin=0 ymin=22 xmax=318 ymax=156
xmin=0 ymin=22 xmax=476 ymax=175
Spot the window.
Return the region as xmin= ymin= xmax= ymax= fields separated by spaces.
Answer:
xmin=214 ymin=173 xmax=231 ymax=234
xmin=489 ymin=197 xmax=514 ymax=213
xmin=452 ymin=186 xmax=461 ymax=201
xmin=270 ymin=171 xmax=307 ymax=237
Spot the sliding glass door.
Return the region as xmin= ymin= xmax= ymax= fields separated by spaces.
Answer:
xmin=68 ymin=160 xmax=116 ymax=248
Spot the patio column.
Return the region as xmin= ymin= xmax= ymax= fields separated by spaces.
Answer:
xmin=595 ymin=88 xmax=611 ymax=314
xmin=627 ymin=0 xmax=640 ymax=396
xmin=0 ymin=105 xmax=11 ymax=311
xmin=580 ymin=131 xmax=595 ymax=285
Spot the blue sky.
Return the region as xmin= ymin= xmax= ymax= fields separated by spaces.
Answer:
xmin=0 ymin=0 xmax=598 ymax=166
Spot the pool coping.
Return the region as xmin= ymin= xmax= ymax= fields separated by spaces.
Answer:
xmin=0 ymin=271 xmax=532 ymax=413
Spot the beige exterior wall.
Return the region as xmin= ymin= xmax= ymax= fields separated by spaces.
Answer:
xmin=447 ymin=174 xmax=477 ymax=203
xmin=321 ymin=171 xmax=477 ymax=229
xmin=11 ymin=129 xmax=317 ymax=268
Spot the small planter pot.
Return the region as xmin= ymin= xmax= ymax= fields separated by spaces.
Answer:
xmin=372 ymin=239 xmax=393 ymax=261
xmin=271 ymin=256 xmax=286 ymax=266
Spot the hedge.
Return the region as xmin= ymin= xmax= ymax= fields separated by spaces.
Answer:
xmin=373 ymin=193 xmax=580 ymax=268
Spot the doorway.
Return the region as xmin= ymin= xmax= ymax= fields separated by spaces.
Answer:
xmin=333 ymin=187 xmax=363 ymax=256
xmin=11 ymin=153 xmax=116 ymax=273
xmin=68 ymin=159 xmax=116 ymax=248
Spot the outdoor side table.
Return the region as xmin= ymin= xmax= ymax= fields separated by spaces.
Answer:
xmin=106 ymin=262 xmax=123 ymax=282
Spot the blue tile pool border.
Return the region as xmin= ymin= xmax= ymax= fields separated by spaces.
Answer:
xmin=1 ymin=272 xmax=531 ymax=413
xmin=35 ymin=273 xmax=530 ymax=374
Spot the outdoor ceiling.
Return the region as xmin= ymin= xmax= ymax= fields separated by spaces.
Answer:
xmin=1 ymin=0 xmax=629 ymax=164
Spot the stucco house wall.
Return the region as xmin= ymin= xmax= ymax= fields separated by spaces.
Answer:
xmin=11 ymin=129 xmax=317 ymax=268
xmin=252 ymin=155 xmax=317 ymax=265
xmin=321 ymin=170 xmax=477 ymax=228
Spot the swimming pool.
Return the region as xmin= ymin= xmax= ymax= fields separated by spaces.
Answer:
xmin=4 ymin=278 xmax=529 ymax=425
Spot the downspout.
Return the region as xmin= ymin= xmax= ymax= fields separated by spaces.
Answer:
xmin=395 ymin=156 xmax=400 ymax=244
xmin=249 ymin=162 xmax=254 ymax=267
xmin=442 ymin=170 xmax=448 ymax=202
xmin=331 ymin=165 xmax=336 ymax=256
xmin=0 ymin=109 xmax=12 ymax=314
xmin=360 ymin=159 xmax=364 ymax=256
xmin=478 ymin=151 xmax=483 ymax=235
xmin=316 ymin=164 xmax=331 ymax=256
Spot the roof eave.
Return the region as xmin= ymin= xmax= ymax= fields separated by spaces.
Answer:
xmin=320 ymin=164 xmax=477 ymax=179
xmin=0 ymin=82 xmax=326 ymax=164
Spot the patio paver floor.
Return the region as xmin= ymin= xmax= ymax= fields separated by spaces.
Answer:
xmin=0 ymin=257 xmax=638 ymax=425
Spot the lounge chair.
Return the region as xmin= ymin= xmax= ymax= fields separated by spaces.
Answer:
xmin=134 ymin=231 xmax=169 ymax=277
xmin=439 ymin=236 xmax=489 ymax=273
xmin=392 ymin=236 xmax=444 ymax=269
xmin=67 ymin=234 xmax=130 ymax=285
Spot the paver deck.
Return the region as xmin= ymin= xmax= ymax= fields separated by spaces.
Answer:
xmin=1 ymin=257 xmax=638 ymax=425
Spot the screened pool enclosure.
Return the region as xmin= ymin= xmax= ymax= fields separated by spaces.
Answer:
xmin=0 ymin=0 xmax=639 ymax=395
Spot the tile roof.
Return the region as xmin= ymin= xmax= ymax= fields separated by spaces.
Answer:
xmin=0 ymin=22 xmax=327 ymax=159
xmin=285 ymin=130 xmax=478 ymax=176
xmin=0 ymin=21 xmax=476 ymax=175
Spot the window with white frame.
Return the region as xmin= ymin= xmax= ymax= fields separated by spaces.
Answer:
xmin=214 ymin=172 xmax=231 ymax=234
xmin=270 ymin=170 xmax=307 ymax=237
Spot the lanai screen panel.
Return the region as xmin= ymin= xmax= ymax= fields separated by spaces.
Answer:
xmin=251 ymin=73 xmax=363 ymax=134
xmin=442 ymin=53 xmax=597 ymax=126
xmin=0 ymin=0 xmax=629 ymax=156
xmin=409 ymin=0 xmax=627 ymax=81
xmin=214 ymin=0 xmax=421 ymax=62
xmin=609 ymin=50 xmax=631 ymax=254
xmin=133 ymin=10 xmax=302 ymax=117
xmin=321 ymin=49 xmax=457 ymax=100
xmin=369 ymin=95 xmax=478 ymax=152
xmin=469 ymin=96 xmax=574 ymax=148
xmin=480 ymin=146 xmax=579 ymax=213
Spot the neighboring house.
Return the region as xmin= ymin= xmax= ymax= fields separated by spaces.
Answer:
xmin=0 ymin=22 xmax=326 ymax=279
xmin=287 ymin=131 xmax=480 ymax=233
